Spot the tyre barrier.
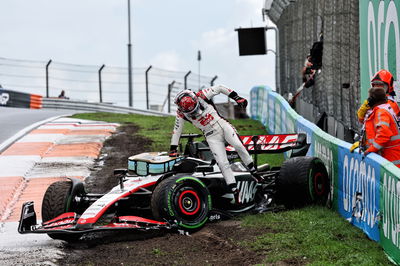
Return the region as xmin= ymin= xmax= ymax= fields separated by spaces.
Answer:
xmin=250 ymin=85 xmax=400 ymax=264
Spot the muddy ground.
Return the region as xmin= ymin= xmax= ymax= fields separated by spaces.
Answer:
xmin=58 ymin=124 xmax=267 ymax=266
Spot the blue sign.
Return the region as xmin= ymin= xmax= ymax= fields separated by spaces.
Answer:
xmin=337 ymin=146 xmax=381 ymax=241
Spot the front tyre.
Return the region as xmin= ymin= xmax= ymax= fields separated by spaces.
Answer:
xmin=151 ymin=175 xmax=211 ymax=231
xmin=41 ymin=180 xmax=82 ymax=242
xmin=276 ymin=157 xmax=329 ymax=208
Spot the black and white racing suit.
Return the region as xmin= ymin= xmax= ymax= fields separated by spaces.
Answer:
xmin=171 ymin=85 xmax=254 ymax=186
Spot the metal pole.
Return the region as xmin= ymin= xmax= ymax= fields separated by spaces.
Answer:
xmin=197 ymin=50 xmax=201 ymax=91
xmin=266 ymin=26 xmax=280 ymax=93
xmin=210 ymin=75 xmax=218 ymax=86
xmin=168 ymin=80 xmax=176 ymax=113
xmin=98 ymin=64 xmax=105 ymax=103
xmin=145 ymin=65 xmax=152 ymax=110
xmin=127 ymin=0 xmax=133 ymax=107
xmin=45 ymin=59 xmax=52 ymax=98
xmin=184 ymin=71 xmax=191 ymax=90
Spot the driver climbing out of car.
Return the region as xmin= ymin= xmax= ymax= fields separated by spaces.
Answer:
xmin=169 ymin=85 xmax=263 ymax=205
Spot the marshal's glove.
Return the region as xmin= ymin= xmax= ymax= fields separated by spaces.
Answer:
xmin=357 ymin=100 xmax=371 ymax=122
xmin=349 ymin=141 xmax=359 ymax=153
xmin=169 ymin=145 xmax=178 ymax=157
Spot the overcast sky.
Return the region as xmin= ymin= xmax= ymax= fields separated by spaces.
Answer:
xmin=0 ymin=0 xmax=276 ymax=108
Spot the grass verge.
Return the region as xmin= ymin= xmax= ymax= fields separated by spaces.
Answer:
xmin=71 ymin=112 xmax=283 ymax=167
xmin=240 ymin=206 xmax=392 ymax=265
xmin=71 ymin=112 xmax=391 ymax=265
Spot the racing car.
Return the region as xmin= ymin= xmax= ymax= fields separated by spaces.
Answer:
xmin=18 ymin=133 xmax=330 ymax=242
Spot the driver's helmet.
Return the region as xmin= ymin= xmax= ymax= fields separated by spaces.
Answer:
xmin=174 ymin=90 xmax=199 ymax=114
xmin=371 ymin=69 xmax=394 ymax=95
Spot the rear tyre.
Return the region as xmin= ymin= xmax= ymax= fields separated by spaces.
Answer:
xmin=276 ymin=157 xmax=329 ymax=208
xmin=151 ymin=175 xmax=211 ymax=231
xmin=41 ymin=180 xmax=82 ymax=242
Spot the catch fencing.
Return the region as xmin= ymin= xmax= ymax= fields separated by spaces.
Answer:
xmin=0 ymin=57 xmax=217 ymax=112
xmin=267 ymin=0 xmax=360 ymax=139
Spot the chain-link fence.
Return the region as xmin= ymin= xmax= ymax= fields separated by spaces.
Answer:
xmin=268 ymin=0 xmax=360 ymax=135
xmin=0 ymin=57 xmax=217 ymax=113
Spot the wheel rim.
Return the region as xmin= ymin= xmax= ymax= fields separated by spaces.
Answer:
xmin=313 ymin=172 xmax=325 ymax=196
xmin=178 ymin=190 xmax=200 ymax=216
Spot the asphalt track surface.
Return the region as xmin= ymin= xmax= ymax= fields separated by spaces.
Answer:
xmin=0 ymin=107 xmax=76 ymax=147
xmin=0 ymin=107 xmax=90 ymax=265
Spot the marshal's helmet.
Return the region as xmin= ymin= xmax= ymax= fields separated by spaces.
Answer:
xmin=371 ymin=69 xmax=394 ymax=95
xmin=174 ymin=90 xmax=199 ymax=114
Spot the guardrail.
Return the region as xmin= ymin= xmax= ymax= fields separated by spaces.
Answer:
xmin=250 ymin=85 xmax=400 ymax=265
xmin=42 ymin=98 xmax=171 ymax=116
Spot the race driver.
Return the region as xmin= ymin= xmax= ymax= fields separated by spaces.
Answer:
xmin=169 ymin=85 xmax=263 ymax=204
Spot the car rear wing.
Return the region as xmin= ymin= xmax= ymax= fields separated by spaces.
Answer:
xmin=226 ymin=133 xmax=309 ymax=154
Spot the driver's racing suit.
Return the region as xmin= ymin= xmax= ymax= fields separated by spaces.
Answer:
xmin=170 ymin=85 xmax=255 ymax=188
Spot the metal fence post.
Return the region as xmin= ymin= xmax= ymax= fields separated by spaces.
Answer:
xmin=145 ymin=65 xmax=152 ymax=110
xmin=211 ymin=75 xmax=218 ymax=86
xmin=168 ymin=80 xmax=175 ymax=113
xmin=98 ymin=64 xmax=105 ymax=103
xmin=46 ymin=59 xmax=52 ymax=98
xmin=127 ymin=0 xmax=133 ymax=107
xmin=184 ymin=71 xmax=191 ymax=90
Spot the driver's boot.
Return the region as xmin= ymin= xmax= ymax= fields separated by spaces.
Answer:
xmin=247 ymin=163 xmax=265 ymax=183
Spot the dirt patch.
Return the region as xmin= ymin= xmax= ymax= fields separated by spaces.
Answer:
xmin=58 ymin=124 xmax=266 ymax=265
xmin=60 ymin=220 xmax=263 ymax=266
xmin=85 ymin=124 xmax=152 ymax=193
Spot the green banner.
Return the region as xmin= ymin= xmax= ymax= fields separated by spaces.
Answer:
xmin=312 ymin=130 xmax=339 ymax=207
xmin=380 ymin=163 xmax=400 ymax=264
xmin=359 ymin=0 xmax=400 ymax=101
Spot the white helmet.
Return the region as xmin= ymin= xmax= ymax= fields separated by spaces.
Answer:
xmin=174 ymin=90 xmax=200 ymax=114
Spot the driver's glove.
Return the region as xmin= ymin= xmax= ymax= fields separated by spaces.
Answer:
xmin=228 ymin=91 xmax=248 ymax=109
xmin=247 ymin=162 xmax=265 ymax=183
xmin=233 ymin=96 xmax=248 ymax=109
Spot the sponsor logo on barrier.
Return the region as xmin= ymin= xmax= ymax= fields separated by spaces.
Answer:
xmin=315 ymin=142 xmax=333 ymax=178
xmin=366 ymin=1 xmax=400 ymax=80
xmin=0 ymin=92 xmax=10 ymax=105
xmin=315 ymin=142 xmax=335 ymax=199
xmin=382 ymin=172 xmax=400 ymax=248
xmin=342 ymin=155 xmax=377 ymax=228
xmin=268 ymin=97 xmax=275 ymax=132
xmin=275 ymin=102 xmax=281 ymax=133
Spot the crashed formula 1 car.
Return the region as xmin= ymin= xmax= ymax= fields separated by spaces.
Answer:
xmin=18 ymin=133 xmax=330 ymax=242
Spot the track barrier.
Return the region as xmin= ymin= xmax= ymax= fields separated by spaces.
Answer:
xmin=250 ymin=85 xmax=400 ymax=264
xmin=0 ymin=89 xmax=42 ymax=109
